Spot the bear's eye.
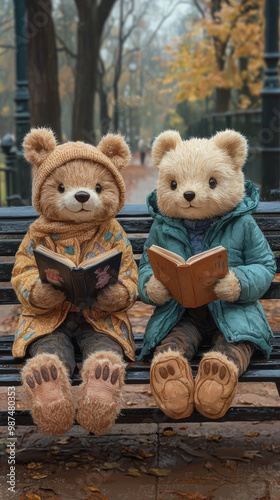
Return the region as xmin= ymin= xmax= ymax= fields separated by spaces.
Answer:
xmin=95 ymin=183 xmax=102 ymax=194
xmin=209 ymin=177 xmax=217 ymax=189
xmin=171 ymin=180 xmax=177 ymax=190
xmin=58 ymin=184 xmax=65 ymax=193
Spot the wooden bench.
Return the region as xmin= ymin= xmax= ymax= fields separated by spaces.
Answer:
xmin=0 ymin=204 xmax=280 ymax=426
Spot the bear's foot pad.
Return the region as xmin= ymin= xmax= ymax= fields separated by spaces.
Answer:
xmin=194 ymin=352 xmax=238 ymax=419
xmin=21 ymin=353 xmax=75 ymax=436
xmin=150 ymin=350 xmax=194 ymax=419
xmin=77 ymin=351 xmax=125 ymax=435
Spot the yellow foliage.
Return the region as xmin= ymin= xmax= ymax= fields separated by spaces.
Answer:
xmin=163 ymin=0 xmax=265 ymax=108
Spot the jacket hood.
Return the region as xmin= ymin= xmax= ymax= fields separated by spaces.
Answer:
xmin=146 ymin=180 xmax=260 ymax=225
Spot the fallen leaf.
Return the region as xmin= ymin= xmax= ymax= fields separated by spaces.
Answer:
xmin=206 ymin=434 xmax=222 ymax=442
xmin=163 ymin=428 xmax=177 ymax=436
xmin=31 ymin=474 xmax=49 ymax=480
xmin=25 ymin=495 xmax=41 ymax=500
xmin=204 ymin=460 xmax=215 ymax=472
xmin=125 ymin=467 xmax=141 ymax=477
xmin=65 ymin=462 xmax=78 ymax=468
xmin=138 ymin=449 xmax=154 ymax=458
xmin=179 ymin=426 xmax=188 ymax=430
xmin=243 ymin=450 xmax=263 ymax=459
xmin=85 ymin=487 xmax=100 ymax=493
xmin=102 ymin=462 xmax=121 ymax=470
xmin=245 ymin=431 xmax=260 ymax=437
xmin=126 ymin=401 xmax=137 ymax=406
xmin=57 ymin=436 xmax=70 ymax=444
xmin=27 ymin=462 xmax=43 ymax=470
xmin=148 ymin=468 xmax=171 ymax=477
xmin=224 ymin=459 xmax=237 ymax=470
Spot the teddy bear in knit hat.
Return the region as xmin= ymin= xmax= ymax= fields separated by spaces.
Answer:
xmin=12 ymin=128 xmax=138 ymax=436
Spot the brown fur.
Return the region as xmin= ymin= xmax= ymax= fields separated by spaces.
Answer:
xmin=145 ymin=274 xmax=170 ymax=305
xmin=94 ymin=282 xmax=129 ymax=312
xmin=21 ymin=353 xmax=75 ymax=436
xmin=194 ymin=351 xmax=238 ymax=419
xmin=23 ymin=128 xmax=57 ymax=167
xmin=77 ymin=351 xmax=126 ymax=435
xmin=214 ymin=269 xmax=241 ymax=302
xmin=40 ymin=160 xmax=120 ymax=223
xmin=150 ymin=348 xmax=194 ymax=419
xmin=98 ymin=134 xmax=131 ymax=170
xmin=29 ymin=281 xmax=65 ymax=309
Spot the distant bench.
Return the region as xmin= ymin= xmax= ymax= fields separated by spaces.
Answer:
xmin=0 ymin=204 xmax=279 ymax=426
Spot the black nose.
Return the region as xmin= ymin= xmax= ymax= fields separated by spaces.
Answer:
xmin=75 ymin=191 xmax=90 ymax=203
xmin=184 ymin=191 xmax=195 ymax=202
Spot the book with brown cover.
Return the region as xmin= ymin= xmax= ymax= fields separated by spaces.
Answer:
xmin=146 ymin=245 xmax=228 ymax=308
xmin=33 ymin=245 xmax=122 ymax=309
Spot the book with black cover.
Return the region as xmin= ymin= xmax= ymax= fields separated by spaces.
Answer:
xmin=33 ymin=245 xmax=122 ymax=308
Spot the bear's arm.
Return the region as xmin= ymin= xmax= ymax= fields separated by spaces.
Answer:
xmin=138 ymin=219 xmax=163 ymax=306
xmin=231 ymin=217 xmax=276 ymax=303
xmin=111 ymin=224 xmax=138 ymax=310
xmin=11 ymin=230 xmax=51 ymax=314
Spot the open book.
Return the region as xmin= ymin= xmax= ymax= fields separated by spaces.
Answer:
xmin=147 ymin=245 xmax=228 ymax=308
xmin=33 ymin=245 xmax=122 ymax=308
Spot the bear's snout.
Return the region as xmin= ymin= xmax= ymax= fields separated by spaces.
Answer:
xmin=184 ymin=191 xmax=195 ymax=202
xmin=75 ymin=191 xmax=90 ymax=203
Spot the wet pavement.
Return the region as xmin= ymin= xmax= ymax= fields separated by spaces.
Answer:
xmin=0 ymin=421 xmax=280 ymax=500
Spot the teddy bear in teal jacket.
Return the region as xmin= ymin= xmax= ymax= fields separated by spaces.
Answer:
xmin=138 ymin=130 xmax=276 ymax=420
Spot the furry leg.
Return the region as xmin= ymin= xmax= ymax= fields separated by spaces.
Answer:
xmin=194 ymin=351 xmax=238 ymax=419
xmin=21 ymin=353 xmax=75 ymax=436
xmin=150 ymin=349 xmax=194 ymax=419
xmin=76 ymin=351 xmax=125 ymax=435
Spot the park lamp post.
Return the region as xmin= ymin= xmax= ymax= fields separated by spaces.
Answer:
xmin=128 ymin=62 xmax=137 ymax=152
xmin=261 ymin=0 xmax=280 ymax=200
xmin=1 ymin=0 xmax=31 ymax=206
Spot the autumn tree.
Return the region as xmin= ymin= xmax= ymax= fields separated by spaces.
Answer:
xmin=24 ymin=0 xmax=62 ymax=141
xmin=163 ymin=0 xmax=264 ymax=112
xmin=72 ymin=0 xmax=117 ymax=143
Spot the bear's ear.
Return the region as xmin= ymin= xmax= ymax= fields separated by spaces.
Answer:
xmin=97 ymin=134 xmax=131 ymax=170
xmin=212 ymin=129 xmax=248 ymax=170
xmin=23 ymin=128 xmax=57 ymax=168
xmin=152 ymin=130 xmax=181 ymax=168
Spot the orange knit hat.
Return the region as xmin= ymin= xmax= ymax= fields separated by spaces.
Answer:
xmin=23 ymin=128 xmax=131 ymax=214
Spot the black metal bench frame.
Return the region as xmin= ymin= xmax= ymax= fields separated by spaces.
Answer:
xmin=0 ymin=204 xmax=280 ymax=426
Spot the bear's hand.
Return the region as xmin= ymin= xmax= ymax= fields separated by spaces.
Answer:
xmin=214 ymin=270 xmax=241 ymax=302
xmin=145 ymin=274 xmax=170 ymax=305
xmin=29 ymin=281 xmax=66 ymax=310
xmin=94 ymin=282 xmax=129 ymax=312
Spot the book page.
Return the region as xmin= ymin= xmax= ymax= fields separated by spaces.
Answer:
xmin=35 ymin=245 xmax=76 ymax=268
xmin=80 ymin=248 xmax=118 ymax=269
xmin=148 ymin=245 xmax=186 ymax=266
xmin=185 ymin=246 xmax=225 ymax=266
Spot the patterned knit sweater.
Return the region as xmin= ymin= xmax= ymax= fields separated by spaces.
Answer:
xmin=12 ymin=219 xmax=138 ymax=360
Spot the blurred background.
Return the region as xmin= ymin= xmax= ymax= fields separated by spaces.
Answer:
xmin=0 ymin=0 xmax=279 ymax=205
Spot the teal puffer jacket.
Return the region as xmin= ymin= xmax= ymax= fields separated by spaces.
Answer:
xmin=138 ymin=181 xmax=276 ymax=360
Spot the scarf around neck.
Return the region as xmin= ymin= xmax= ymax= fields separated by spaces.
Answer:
xmin=29 ymin=215 xmax=104 ymax=242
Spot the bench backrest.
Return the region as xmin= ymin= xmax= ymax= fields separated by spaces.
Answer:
xmin=0 ymin=203 xmax=279 ymax=304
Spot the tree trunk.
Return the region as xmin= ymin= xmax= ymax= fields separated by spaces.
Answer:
xmin=24 ymin=0 xmax=62 ymax=142
xmin=216 ymin=88 xmax=231 ymax=113
xmin=98 ymin=74 xmax=111 ymax=135
xmin=73 ymin=0 xmax=116 ymax=143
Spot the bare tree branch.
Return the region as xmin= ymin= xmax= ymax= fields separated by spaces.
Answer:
xmin=56 ymin=34 xmax=77 ymax=58
xmin=98 ymin=0 xmax=117 ymax=35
